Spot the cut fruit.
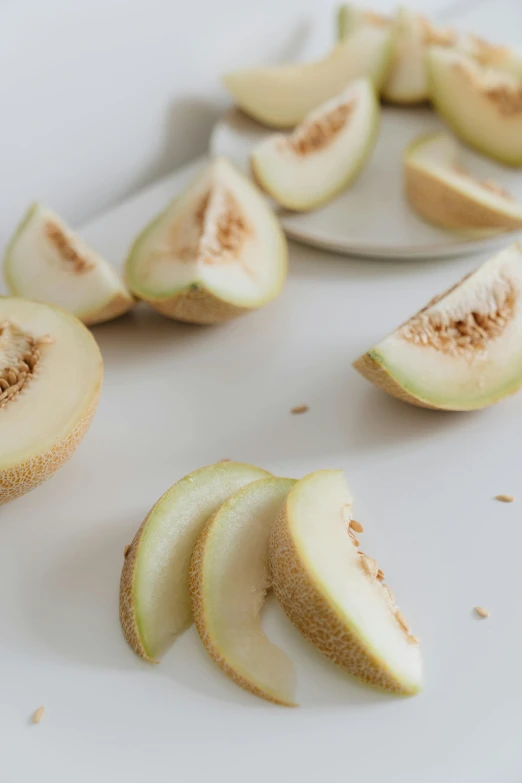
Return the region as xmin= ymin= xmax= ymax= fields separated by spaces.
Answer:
xmin=119 ymin=461 xmax=270 ymax=662
xmin=354 ymin=244 xmax=522 ymax=410
xmin=269 ymin=470 xmax=422 ymax=695
xmin=223 ymin=23 xmax=391 ymax=128
xmin=190 ymin=477 xmax=297 ymax=706
xmin=337 ymin=5 xmax=456 ymax=104
xmin=428 ymin=48 xmax=522 ymax=166
xmin=4 ymin=203 xmax=134 ymax=325
xmin=460 ymin=33 xmax=522 ymax=81
xmin=0 ymin=297 xmax=103 ymax=505
xmin=405 ymin=133 xmax=522 ymax=232
xmin=250 ymin=80 xmax=379 ymax=211
xmin=125 ymin=158 xmax=287 ymax=324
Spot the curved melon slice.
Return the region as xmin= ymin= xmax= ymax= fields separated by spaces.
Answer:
xmin=269 ymin=470 xmax=422 ymax=695
xmin=4 ymin=204 xmax=134 ymax=326
xmin=461 ymin=33 xmax=522 ymax=81
xmin=428 ymin=48 xmax=522 ymax=166
xmin=405 ymin=133 xmax=522 ymax=232
xmin=0 ymin=297 xmax=103 ymax=505
xmin=251 ymin=80 xmax=379 ymax=211
xmin=223 ymin=24 xmax=391 ymax=128
xmin=125 ymin=158 xmax=287 ymax=324
xmin=120 ymin=461 xmax=270 ymax=663
xmin=354 ymin=244 xmax=522 ymax=410
xmin=190 ymin=477 xmax=297 ymax=706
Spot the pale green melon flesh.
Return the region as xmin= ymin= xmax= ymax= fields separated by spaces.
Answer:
xmin=125 ymin=157 xmax=287 ymax=309
xmin=364 ymin=244 xmax=522 ymax=410
xmin=131 ymin=462 xmax=270 ymax=660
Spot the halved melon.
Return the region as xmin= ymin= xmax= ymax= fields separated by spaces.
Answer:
xmin=223 ymin=23 xmax=391 ymax=128
xmin=190 ymin=477 xmax=297 ymax=706
xmin=428 ymin=48 xmax=522 ymax=166
xmin=405 ymin=132 xmax=522 ymax=231
xmin=269 ymin=470 xmax=422 ymax=695
xmin=125 ymin=158 xmax=287 ymax=324
xmin=0 ymin=297 xmax=103 ymax=504
xmin=250 ymin=80 xmax=379 ymax=211
xmin=4 ymin=204 xmax=134 ymax=325
xmin=354 ymin=244 xmax=522 ymax=411
xmin=120 ymin=461 xmax=270 ymax=662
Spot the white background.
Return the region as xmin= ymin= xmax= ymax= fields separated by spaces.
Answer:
xmin=2 ymin=0 xmax=521 ymax=251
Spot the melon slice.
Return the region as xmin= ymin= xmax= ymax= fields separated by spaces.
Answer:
xmin=125 ymin=158 xmax=287 ymax=324
xmin=428 ymin=48 xmax=522 ymax=166
xmin=4 ymin=204 xmax=134 ymax=325
xmin=190 ymin=477 xmax=297 ymax=706
xmin=405 ymin=133 xmax=522 ymax=232
xmin=461 ymin=33 xmax=522 ymax=81
xmin=354 ymin=244 xmax=522 ymax=411
xmin=120 ymin=461 xmax=270 ymax=663
xmin=223 ymin=23 xmax=391 ymax=128
xmin=0 ymin=297 xmax=103 ymax=505
xmin=250 ymin=80 xmax=379 ymax=211
xmin=269 ymin=470 xmax=422 ymax=695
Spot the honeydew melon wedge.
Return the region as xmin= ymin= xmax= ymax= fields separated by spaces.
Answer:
xmin=269 ymin=470 xmax=422 ymax=695
xmin=125 ymin=158 xmax=287 ymax=324
xmin=119 ymin=462 xmax=270 ymax=663
xmin=250 ymin=80 xmax=379 ymax=211
xmin=223 ymin=23 xmax=391 ymax=128
xmin=354 ymin=244 xmax=522 ymax=411
xmin=4 ymin=204 xmax=134 ymax=325
xmin=428 ymin=48 xmax=522 ymax=166
xmin=405 ymin=132 xmax=522 ymax=232
xmin=0 ymin=297 xmax=103 ymax=505
xmin=461 ymin=33 xmax=522 ymax=81
xmin=190 ymin=477 xmax=297 ymax=706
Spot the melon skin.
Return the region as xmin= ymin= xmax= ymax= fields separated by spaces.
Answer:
xmin=353 ymin=352 xmax=439 ymax=410
xmin=269 ymin=500 xmax=420 ymax=695
xmin=136 ymin=285 xmax=248 ymax=325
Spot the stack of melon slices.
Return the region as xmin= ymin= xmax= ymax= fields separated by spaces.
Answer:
xmin=120 ymin=462 xmax=423 ymax=706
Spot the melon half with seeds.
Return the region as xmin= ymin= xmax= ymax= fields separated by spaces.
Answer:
xmin=125 ymin=158 xmax=287 ymax=324
xmin=119 ymin=461 xmax=270 ymax=662
xmin=405 ymin=133 xmax=522 ymax=232
xmin=0 ymin=297 xmax=103 ymax=505
xmin=269 ymin=470 xmax=422 ymax=695
xmin=354 ymin=244 xmax=522 ymax=411
xmin=4 ymin=204 xmax=134 ymax=325
xmin=190 ymin=477 xmax=297 ymax=706
xmin=251 ymin=80 xmax=379 ymax=211
xmin=428 ymin=48 xmax=522 ymax=166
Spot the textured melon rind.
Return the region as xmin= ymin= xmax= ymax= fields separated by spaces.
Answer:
xmin=141 ymin=286 xmax=248 ymax=325
xmin=269 ymin=502 xmax=422 ymax=695
xmin=189 ymin=515 xmax=297 ymax=707
xmin=0 ymin=386 xmax=102 ymax=505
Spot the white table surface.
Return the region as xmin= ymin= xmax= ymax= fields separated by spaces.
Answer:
xmin=2 ymin=156 xmax=522 ymax=782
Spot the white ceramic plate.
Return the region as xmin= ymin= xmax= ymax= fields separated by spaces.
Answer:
xmin=2 ymin=158 xmax=522 ymax=783
xmin=210 ymin=106 xmax=522 ymax=259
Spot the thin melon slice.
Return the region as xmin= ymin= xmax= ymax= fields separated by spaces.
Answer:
xmin=354 ymin=244 xmax=522 ymax=411
xmin=223 ymin=23 xmax=391 ymax=128
xmin=4 ymin=204 xmax=134 ymax=325
xmin=0 ymin=297 xmax=103 ymax=504
xmin=269 ymin=470 xmax=422 ymax=695
xmin=250 ymin=80 xmax=379 ymax=211
xmin=428 ymin=48 xmax=522 ymax=166
xmin=125 ymin=158 xmax=287 ymax=324
xmin=405 ymin=133 xmax=522 ymax=232
xmin=190 ymin=477 xmax=297 ymax=706
xmin=120 ymin=461 xmax=270 ymax=663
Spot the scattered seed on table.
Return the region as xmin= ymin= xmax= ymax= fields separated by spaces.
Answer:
xmin=291 ymin=405 xmax=309 ymax=415
xmin=32 ymin=706 xmax=45 ymax=724
xmin=475 ymin=606 xmax=490 ymax=619
xmin=495 ymin=494 xmax=514 ymax=503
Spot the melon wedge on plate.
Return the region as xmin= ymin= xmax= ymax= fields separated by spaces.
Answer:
xmin=223 ymin=23 xmax=391 ymax=128
xmin=354 ymin=244 xmax=522 ymax=411
xmin=125 ymin=158 xmax=287 ymax=324
xmin=4 ymin=203 xmax=134 ymax=325
xmin=269 ymin=470 xmax=422 ymax=695
xmin=428 ymin=48 xmax=522 ymax=166
xmin=190 ymin=476 xmax=296 ymax=706
xmin=120 ymin=461 xmax=270 ymax=663
xmin=0 ymin=297 xmax=103 ymax=504
xmin=251 ymin=80 xmax=379 ymax=211
xmin=405 ymin=133 xmax=522 ymax=232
